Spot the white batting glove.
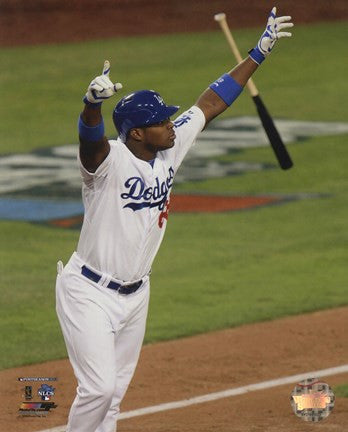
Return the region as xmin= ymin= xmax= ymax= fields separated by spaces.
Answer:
xmin=84 ymin=60 xmax=123 ymax=104
xmin=249 ymin=7 xmax=294 ymax=65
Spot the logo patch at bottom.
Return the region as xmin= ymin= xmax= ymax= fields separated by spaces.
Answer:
xmin=290 ymin=378 xmax=335 ymax=422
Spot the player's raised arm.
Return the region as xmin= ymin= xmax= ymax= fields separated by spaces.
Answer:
xmin=195 ymin=7 xmax=293 ymax=125
xmin=79 ymin=60 xmax=122 ymax=172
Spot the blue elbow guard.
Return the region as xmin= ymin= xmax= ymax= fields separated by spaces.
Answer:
xmin=209 ymin=74 xmax=243 ymax=106
xmin=78 ymin=115 xmax=104 ymax=141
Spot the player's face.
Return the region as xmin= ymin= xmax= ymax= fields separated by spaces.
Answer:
xmin=142 ymin=118 xmax=176 ymax=151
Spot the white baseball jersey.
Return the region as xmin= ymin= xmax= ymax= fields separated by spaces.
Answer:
xmin=76 ymin=105 xmax=205 ymax=281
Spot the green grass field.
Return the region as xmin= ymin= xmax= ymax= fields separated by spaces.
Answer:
xmin=335 ymin=384 xmax=348 ymax=398
xmin=0 ymin=21 xmax=347 ymax=370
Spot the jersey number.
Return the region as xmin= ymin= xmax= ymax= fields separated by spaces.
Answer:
xmin=158 ymin=199 xmax=170 ymax=228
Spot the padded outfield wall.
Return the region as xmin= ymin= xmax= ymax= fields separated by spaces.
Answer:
xmin=1 ymin=0 xmax=348 ymax=46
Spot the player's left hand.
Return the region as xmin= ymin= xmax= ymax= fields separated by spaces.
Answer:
xmin=84 ymin=60 xmax=123 ymax=104
xmin=249 ymin=7 xmax=294 ymax=65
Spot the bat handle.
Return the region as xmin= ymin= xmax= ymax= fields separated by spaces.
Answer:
xmin=215 ymin=13 xmax=259 ymax=97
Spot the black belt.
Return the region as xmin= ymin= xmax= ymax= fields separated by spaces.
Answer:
xmin=81 ymin=265 xmax=143 ymax=295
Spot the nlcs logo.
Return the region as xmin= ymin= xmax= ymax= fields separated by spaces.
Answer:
xmin=38 ymin=384 xmax=55 ymax=401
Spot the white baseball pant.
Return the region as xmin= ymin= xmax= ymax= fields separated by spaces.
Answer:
xmin=56 ymin=252 xmax=150 ymax=432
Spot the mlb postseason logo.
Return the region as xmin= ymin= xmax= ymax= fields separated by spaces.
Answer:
xmin=18 ymin=377 xmax=58 ymax=416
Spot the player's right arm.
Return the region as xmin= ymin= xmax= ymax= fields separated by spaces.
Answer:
xmin=79 ymin=61 xmax=122 ymax=173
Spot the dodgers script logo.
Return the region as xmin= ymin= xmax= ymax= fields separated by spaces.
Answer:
xmin=121 ymin=167 xmax=174 ymax=212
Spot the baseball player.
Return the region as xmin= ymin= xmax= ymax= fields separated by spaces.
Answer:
xmin=56 ymin=8 xmax=293 ymax=432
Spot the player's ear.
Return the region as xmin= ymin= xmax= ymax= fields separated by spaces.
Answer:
xmin=129 ymin=128 xmax=144 ymax=142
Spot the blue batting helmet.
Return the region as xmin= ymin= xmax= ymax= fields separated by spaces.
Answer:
xmin=113 ymin=90 xmax=179 ymax=142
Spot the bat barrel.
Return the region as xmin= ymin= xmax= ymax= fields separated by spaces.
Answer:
xmin=253 ymin=95 xmax=293 ymax=170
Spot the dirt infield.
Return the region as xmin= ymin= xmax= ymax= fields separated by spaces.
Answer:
xmin=1 ymin=0 xmax=348 ymax=46
xmin=1 ymin=306 xmax=347 ymax=432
